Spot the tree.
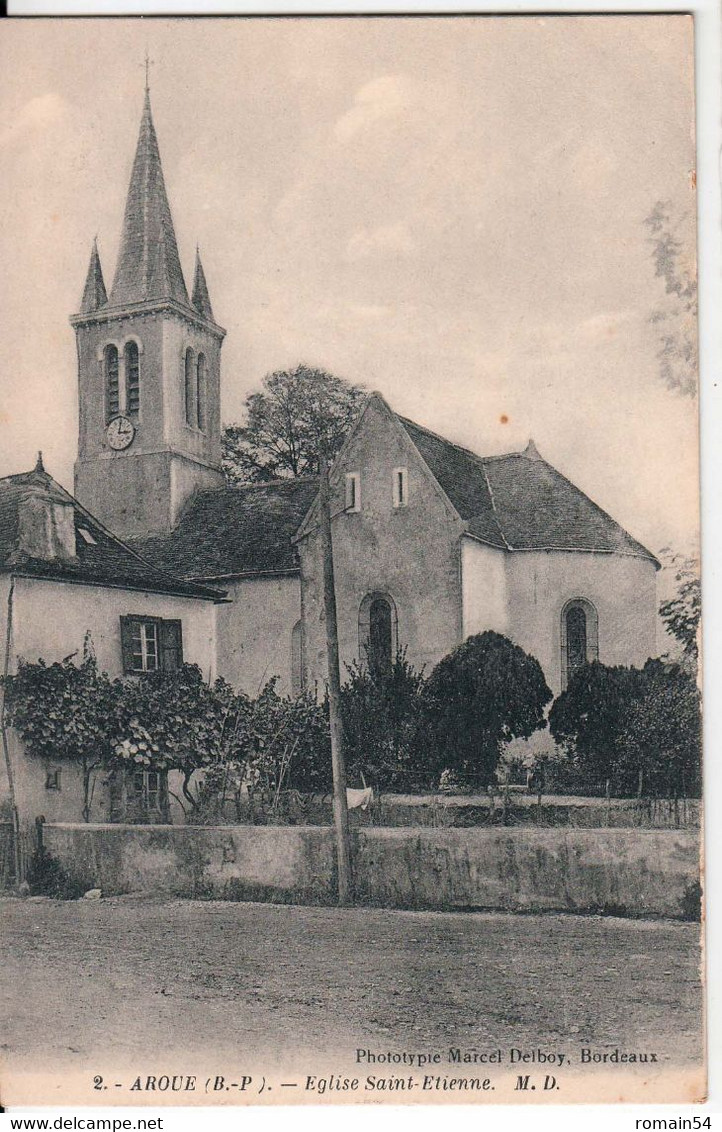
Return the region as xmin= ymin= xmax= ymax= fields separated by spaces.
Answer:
xmin=3 ymin=655 xmax=332 ymax=824
xmin=114 ymin=665 xmax=246 ymax=815
xmin=549 ymin=661 xmax=643 ymax=788
xmin=422 ymin=632 xmax=552 ymax=789
xmin=658 ymin=550 xmax=701 ymax=673
xmin=2 ymin=656 xmax=120 ymax=822
xmin=222 ymin=363 xmax=365 ymax=485
xmin=644 ymin=201 xmax=697 ymax=398
xmin=340 ymin=651 xmax=427 ymax=793
xmin=614 ymin=660 xmax=701 ymax=797
xmin=549 ymin=658 xmax=702 ymax=797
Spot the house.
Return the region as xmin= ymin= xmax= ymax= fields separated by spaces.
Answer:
xmin=0 ymin=459 xmax=224 ymax=824
xmin=0 ymin=83 xmax=659 ymax=825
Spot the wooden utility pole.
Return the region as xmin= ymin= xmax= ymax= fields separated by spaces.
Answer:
xmin=318 ymin=456 xmax=353 ymax=905
xmin=1 ymin=576 xmax=21 ymax=885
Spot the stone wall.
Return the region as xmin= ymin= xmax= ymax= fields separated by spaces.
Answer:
xmin=42 ymin=823 xmax=700 ymax=919
xmin=297 ymin=395 xmax=465 ymax=686
xmin=506 ymin=549 xmax=658 ymax=695
xmin=215 ymin=575 xmax=302 ymax=696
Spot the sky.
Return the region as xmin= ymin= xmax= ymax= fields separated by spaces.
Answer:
xmin=0 ymin=15 xmax=698 ymax=560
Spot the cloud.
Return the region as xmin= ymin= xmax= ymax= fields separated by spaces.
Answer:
xmin=346 ymin=222 xmax=415 ymax=262
xmin=333 ymin=75 xmax=417 ymax=142
xmin=0 ymin=92 xmax=70 ymax=150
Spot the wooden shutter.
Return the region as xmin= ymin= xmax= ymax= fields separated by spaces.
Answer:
xmin=160 ymin=619 xmax=183 ymax=671
xmin=120 ymin=616 xmax=136 ymax=674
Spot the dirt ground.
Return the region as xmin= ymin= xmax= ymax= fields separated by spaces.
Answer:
xmin=0 ymin=896 xmax=704 ymax=1097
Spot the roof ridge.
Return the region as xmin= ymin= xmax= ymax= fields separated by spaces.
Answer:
xmin=480 ymin=464 xmax=512 ymax=550
xmin=200 ymin=475 xmax=320 ymax=496
xmin=397 ymin=412 xmax=525 ymax=467
xmin=479 ymin=451 xmax=526 ymax=464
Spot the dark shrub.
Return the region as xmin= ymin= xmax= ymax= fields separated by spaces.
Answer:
xmin=422 ymin=632 xmax=552 ymax=789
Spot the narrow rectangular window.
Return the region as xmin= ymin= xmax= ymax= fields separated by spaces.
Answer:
xmin=133 ymin=621 xmax=159 ymax=671
xmin=45 ymin=767 xmax=61 ymax=791
xmin=393 ymin=467 xmax=408 ymax=508
xmin=127 ymin=767 xmax=168 ymax=821
xmin=345 ymin=472 xmax=361 ymax=512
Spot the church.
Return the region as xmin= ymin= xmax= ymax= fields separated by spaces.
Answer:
xmin=1 ymin=87 xmax=659 ymax=822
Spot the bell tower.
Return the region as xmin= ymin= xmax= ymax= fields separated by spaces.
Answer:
xmin=71 ymin=84 xmax=226 ymax=539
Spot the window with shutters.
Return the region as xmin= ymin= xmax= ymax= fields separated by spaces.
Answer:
xmin=131 ymin=768 xmax=165 ymax=814
xmin=120 ymin=616 xmax=183 ymax=674
xmin=111 ymin=766 xmax=170 ymax=824
xmin=125 ymin=341 xmax=140 ymax=416
xmin=105 ymin=344 xmax=120 ymax=423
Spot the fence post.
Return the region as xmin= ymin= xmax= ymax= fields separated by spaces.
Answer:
xmin=35 ymin=815 xmax=45 ymax=856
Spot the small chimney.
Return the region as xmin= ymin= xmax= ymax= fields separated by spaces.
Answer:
xmin=17 ymin=475 xmax=77 ymax=562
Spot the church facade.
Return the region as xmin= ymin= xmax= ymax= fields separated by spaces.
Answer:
xmin=1 ymin=88 xmax=659 ymax=823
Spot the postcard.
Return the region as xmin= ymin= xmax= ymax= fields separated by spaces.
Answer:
xmin=0 ymin=14 xmax=703 ymax=1107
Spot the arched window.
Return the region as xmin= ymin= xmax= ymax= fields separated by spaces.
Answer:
xmin=196 ymin=353 xmax=206 ymax=431
xmin=291 ymin=619 xmax=305 ymax=696
xmin=125 ymin=341 xmax=140 ymax=416
xmin=105 ymin=345 xmax=119 ymax=423
xmin=561 ymin=598 xmax=599 ymax=690
xmin=184 ymin=348 xmax=196 ymax=427
xmin=358 ymin=592 xmax=398 ymax=675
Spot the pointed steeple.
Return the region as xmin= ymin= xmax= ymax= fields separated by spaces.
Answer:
xmin=108 ymin=88 xmax=189 ymax=308
xmin=191 ymin=246 xmax=214 ymax=321
xmin=80 ymin=239 xmax=107 ymax=313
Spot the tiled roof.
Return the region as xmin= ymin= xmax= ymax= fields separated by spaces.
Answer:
xmin=130 ymin=478 xmax=319 ymax=580
xmin=107 ymin=89 xmax=190 ymax=308
xmin=399 ymin=415 xmax=658 ymax=563
xmin=127 ymin=402 xmax=656 ymax=581
xmin=398 ymin=417 xmax=507 ymax=548
xmin=0 ymin=467 xmax=223 ymax=600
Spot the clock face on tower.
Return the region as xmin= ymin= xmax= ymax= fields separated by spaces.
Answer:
xmin=106 ymin=416 xmax=136 ymax=451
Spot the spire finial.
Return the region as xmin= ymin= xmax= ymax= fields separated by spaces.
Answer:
xmin=524 ymin=438 xmax=541 ymax=460
xmin=143 ymin=49 xmax=153 ymax=94
xmin=34 ymin=451 xmax=45 ymax=475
